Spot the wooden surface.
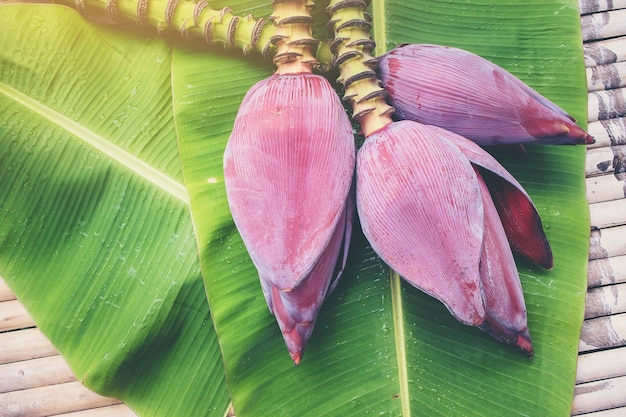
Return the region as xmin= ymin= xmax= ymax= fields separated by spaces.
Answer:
xmin=573 ymin=1 xmax=626 ymax=416
xmin=2 ymin=1 xmax=626 ymax=416
xmin=0 ymin=277 xmax=139 ymax=416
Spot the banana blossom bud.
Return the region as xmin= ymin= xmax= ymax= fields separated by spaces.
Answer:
xmin=357 ymin=120 xmax=540 ymax=352
xmin=357 ymin=120 xmax=486 ymax=326
xmin=224 ymin=73 xmax=356 ymax=364
xmin=443 ymin=127 xmax=547 ymax=353
xmin=377 ymin=44 xmax=594 ymax=146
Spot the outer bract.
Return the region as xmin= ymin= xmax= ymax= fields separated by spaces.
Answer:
xmin=260 ymin=197 xmax=353 ymax=364
xmin=476 ymin=169 xmax=533 ymax=355
xmin=378 ymin=44 xmax=594 ymax=146
xmin=356 ymin=120 xmax=486 ymax=326
xmin=443 ymin=131 xmax=553 ymax=269
xmin=224 ymin=73 xmax=356 ymax=364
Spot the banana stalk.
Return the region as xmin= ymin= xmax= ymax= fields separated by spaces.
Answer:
xmin=326 ymin=0 xmax=394 ymax=136
xmin=57 ymin=0 xmax=276 ymax=58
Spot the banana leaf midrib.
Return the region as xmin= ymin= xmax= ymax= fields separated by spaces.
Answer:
xmin=0 ymin=81 xmax=189 ymax=203
xmin=369 ymin=8 xmax=415 ymax=413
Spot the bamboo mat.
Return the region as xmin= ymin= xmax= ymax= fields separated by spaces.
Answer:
xmin=572 ymin=1 xmax=626 ymax=416
xmin=2 ymin=1 xmax=626 ymax=416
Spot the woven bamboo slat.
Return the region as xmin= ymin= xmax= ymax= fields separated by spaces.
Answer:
xmin=590 ymin=199 xmax=626 ymax=228
xmin=579 ymin=0 xmax=626 ymax=15
xmin=0 ymin=278 xmax=15 ymax=302
xmin=576 ymin=346 xmax=626 ymax=384
xmin=587 ymin=117 xmax=626 ymax=148
xmin=588 ymin=88 xmax=626 ymax=121
xmin=52 ymin=404 xmax=141 ymax=417
xmin=584 ymin=36 xmax=626 ymax=67
xmin=589 ymin=225 xmax=626 ymax=259
xmin=581 ymin=9 xmax=626 ymax=42
xmin=585 ymin=145 xmax=621 ymax=176
xmin=571 ymin=375 xmax=626 ymax=415
xmin=585 ymin=282 xmax=626 ymax=318
xmin=589 ymin=198 xmax=626 ymax=228
xmin=0 ymin=327 xmax=61 ymax=364
xmin=574 ymin=408 xmax=626 ymax=417
xmin=586 ymin=61 xmax=626 ymax=91
xmin=586 ymin=174 xmax=626 ymax=203
xmin=579 ymin=313 xmax=626 ymax=352
xmin=587 ymin=255 xmax=626 ymax=287
xmin=0 ymin=382 xmax=123 ymax=417
xmin=0 ymin=299 xmax=35 ymax=332
xmin=0 ymin=356 xmax=77 ymax=394
xmin=0 ymin=281 xmax=138 ymax=416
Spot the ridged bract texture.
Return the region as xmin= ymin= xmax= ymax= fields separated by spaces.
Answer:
xmin=356 ymin=120 xmax=486 ymax=326
xmin=442 ymin=132 xmax=553 ymax=269
xmin=378 ymin=44 xmax=594 ymax=146
xmin=224 ymin=73 xmax=356 ymax=363
xmin=476 ymin=170 xmax=532 ymax=355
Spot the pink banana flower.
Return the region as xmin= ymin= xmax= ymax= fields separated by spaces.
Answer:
xmin=357 ymin=120 xmax=486 ymax=326
xmin=437 ymin=127 xmax=548 ymax=353
xmin=224 ymin=73 xmax=356 ymax=364
xmin=357 ymin=120 xmax=540 ymax=352
xmin=377 ymin=44 xmax=594 ymax=146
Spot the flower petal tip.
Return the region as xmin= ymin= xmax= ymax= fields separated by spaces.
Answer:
xmin=516 ymin=332 xmax=534 ymax=359
xmin=480 ymin=317 xmax=533 ymax=357
xmin=539 ymin=253 xmax=554 ymax=271
xmin=291 ymin=353 xmax=302 ymax=366
xmin=284 ymin=330 xmax=305 ymax=366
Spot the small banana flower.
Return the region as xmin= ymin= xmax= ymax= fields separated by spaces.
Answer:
xmin=224 ymin=73 xmax=355 ymax=364
xmin=377 ymin=44 xmax=594 ymax=146
xmin=223 ymin=0 xmax=357 ymax=365
xmin=430 ymin=126 xmax=546 ymax=353
xmin=327 ymin=0 xmax=541 ymax=351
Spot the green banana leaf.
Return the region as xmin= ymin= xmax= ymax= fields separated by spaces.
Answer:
xmin=0 ymin=1 xmax=589 ymax=417
xmin=0 ymin=5 xmax=230 ymax=416
xmin=174 ymin=1 xmax=589 ymax=416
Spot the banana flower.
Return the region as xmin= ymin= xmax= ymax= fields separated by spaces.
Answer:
xmin=377 ymin=44 xmax=594 ymax=146
xmin=357 ymin=120 xmax=546 ymax=352
xmin=224 ymin=73 xmax=356 ymax=364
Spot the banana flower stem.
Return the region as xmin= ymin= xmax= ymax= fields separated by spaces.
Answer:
xmin=269 ymin=0 xmax=319 ymax=74
xmin=54 ymin=0 xmax=334 ymax=68
xmin=326 ymin=0 xmax=394 ymax=136
xmin=54 ymin=0 xmax=277 ymax=58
